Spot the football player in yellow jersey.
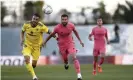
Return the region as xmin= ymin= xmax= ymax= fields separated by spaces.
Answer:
xmin=20 ymin=13 xmax=55 ymax=80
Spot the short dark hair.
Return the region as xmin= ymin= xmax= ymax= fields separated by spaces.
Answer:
xmin=97 ymin=17 xmax=102 ymax=20
xmin=61 ymin=14 xmax=68 ymax=18
xmin=33 ymin=13 xmax=40 ymax=18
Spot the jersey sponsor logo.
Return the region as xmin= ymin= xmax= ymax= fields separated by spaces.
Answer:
xmin=27 ymin=31 xmax=37 ymax=36
xmin=60 ymin=32 xmax=70 ymax=36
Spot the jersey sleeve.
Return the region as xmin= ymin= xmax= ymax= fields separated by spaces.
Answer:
xmin=41 ymin=25 xmax=49 ymax=33
xmin=21 ymin=23 xmax=26 ymax=31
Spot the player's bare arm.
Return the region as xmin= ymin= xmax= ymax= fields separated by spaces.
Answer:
xmin=73 ymin=29 xmax=84 ymax=47
xmin=89 ymin=28 xmax=94 ymax=41
xmin=20 ymin=30 xmax=25 ymax=46
xmin=42 ymin=32 xmax=56 ymax=47
xmin=89 ymin=34 xmax=93 ymax=41
xmin=47 ymin=29 xmax=57 ymax=39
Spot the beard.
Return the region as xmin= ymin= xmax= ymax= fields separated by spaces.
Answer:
xmin=62 ymin=22 xmax=68 ymax=26
xmin=32 ymin=21 xmax=38 ymax=27
xmin=98 ymin=24 xmax=102 ymax=26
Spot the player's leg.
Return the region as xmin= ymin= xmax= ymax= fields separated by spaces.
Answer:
xmin=93 ymin=56 xmax=98 ymax=75
xmin=60 ymin=50 xmax=69 ymax=70
xmin=98 ymin=48 xmax=105 ymax=73
xmin=32 ymin=47 xmax=42 ymax=68
xmin=31 ymin=47 xmax=40 ymax=80
xmin=32 ymin=46 xmax=40 ymax=68
xmin=69 ymin=53 xmax=82 ymax=80
xmin=59 ymin=46 xmax=69 ymax=70
xmin=68 ymin=47 xmax=82 ymax=80
xmin=24 ymin=56 xmax=37 ymax=80
xmin=22 ymin=45 xmax=37 ymax=80
xmin=97 ymin=56 xmax=104 ymax=73
xmin=32 ymin=60 xmax=37 ymax=68
xmin=93 ymin=49 xmax=99 ymax=75
xmin=99 ymin=48 xmax=105 ymax=66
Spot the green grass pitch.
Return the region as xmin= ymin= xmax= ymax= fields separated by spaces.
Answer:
xmin=1 ymin=64 xmax=133 ymax=80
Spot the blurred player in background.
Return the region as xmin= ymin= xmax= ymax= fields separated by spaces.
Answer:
xmin=43 ymin=14 xmax=84 ymax=80
xmin=20 ymin=13 xmax=55 ymax=80
xmin=89 ymin=18 xmax=109 ymax=75
xmin=110 ymin=23 xmax=120 ymax=43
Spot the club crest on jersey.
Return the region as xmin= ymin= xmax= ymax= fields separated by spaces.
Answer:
xmin=27 ymin=31 xmax=36 ymax=36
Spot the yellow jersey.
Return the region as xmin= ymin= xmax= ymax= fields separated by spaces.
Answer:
xmin=22 ymin=21 xmax=49 ymax=46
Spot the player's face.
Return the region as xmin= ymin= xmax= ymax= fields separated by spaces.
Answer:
xmin=32 ymin=16 xmax=39 ymax=26
xmin=61 ymin=17 xmax=68 ymax=26
xmin=97 ymin=19 xmax=103 ymax=26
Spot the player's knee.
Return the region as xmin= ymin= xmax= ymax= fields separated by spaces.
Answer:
xmin=72 ymin=57 xmax=77 ymax=61
xmin=93 ymin=59 xmax=98 ymax=62
xmin=32 ymin=65 xmax=36 ymax=68
xmin=32 ymin=60 xmax=37 ymax=68
xmin=70 ymin=54 xmax=77 ymax=61
xmin=25 ymin=59 xmax=30 ymax=64
xmin=24 ymin=56 xmax=30 ymax=64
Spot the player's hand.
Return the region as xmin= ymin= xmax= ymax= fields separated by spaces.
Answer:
xmin=89 ymin=37 xmax=92 ymax=41
xmin=80 ymin=42 xmax=84 ymax=47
